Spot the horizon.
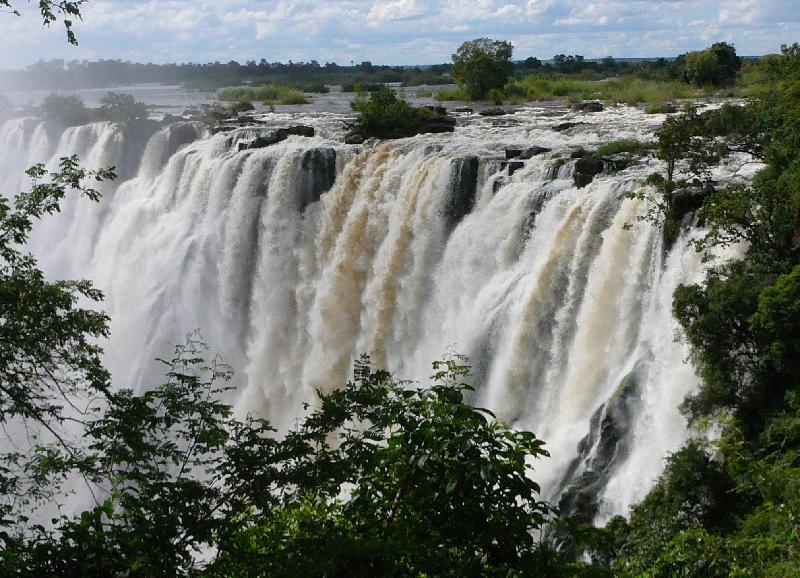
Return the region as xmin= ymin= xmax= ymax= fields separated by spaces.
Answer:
xmin=0 ymin=0 xmax=797 ymax=70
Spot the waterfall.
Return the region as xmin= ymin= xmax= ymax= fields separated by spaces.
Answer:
xmin=0 ymin=105 xmax=743 ymax=520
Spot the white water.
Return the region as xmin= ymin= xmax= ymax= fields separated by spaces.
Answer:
xmin=0 ymin=104 xmax=752 ymax=520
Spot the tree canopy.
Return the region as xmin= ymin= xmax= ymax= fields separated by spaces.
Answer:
xmin=451 ymin=38 xmax=514 ymax=100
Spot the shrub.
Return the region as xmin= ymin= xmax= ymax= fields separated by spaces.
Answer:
xmin=40 ymin=94 xmax=90 ymax=126
xmin=218 ymin=84 xmax=307 ymax=105
xmin=228 ymin=100 xmax=254 ymax=115
xmin=98 ymin=92 xmax=149 ymax=126
xmin=596 ymin=139 xmax=653 ymax=157
xmin=434 ymin=86 xmax=470 ymax=101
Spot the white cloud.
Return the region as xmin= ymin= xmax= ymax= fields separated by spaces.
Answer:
xmin=0 ymin=0 xmax=796 ymax=69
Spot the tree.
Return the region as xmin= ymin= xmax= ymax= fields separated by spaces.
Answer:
xmin=0 ymin=1 xmax=84 ymax=44
xmin=2 ymin=349 xmax=562 ymax=576
xmin=40 ymin=94 xmax=90 ymax=127
xmin=683 ymin=42 xmax=741 ymax=86
xmin=452 ymin=38 xmax=514 ymax=100
xmin=0 ymin=157 xmax=115 ymax=519
xmin=98 ymin=92 xmax=149 ymax=126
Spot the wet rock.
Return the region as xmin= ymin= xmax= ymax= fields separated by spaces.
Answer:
xmin=479 ymin=107 xmax=508 ymax=116
xmin=671 ymin=182 xmax=714 ymax=216
xmin=552 ymin=121 xmax=586 ymax=132
xmin=505 ymin=146 xmax=551 ymax=160
xmin=242 ymin=125 xmax=316 ymax=149
xmin=450 ymin=106 xmax=474 ymax=113
xmin=573 ymin=154 xmax=604 ymax=188
xmin=298 ymin=148 xmax=337 ymax=210
xmin=492 ymin=175 xmax=508 ymax=195
xmin=552 ymin=366 xmax=642 ymax=554
xmin=444 ymin=156 xmax=479 ymax=230
xmin=572 ymin=101 xmax=604 ymax=113
xmin=344 ymin=132 xmax=367 ymax=145
xmin=499 ymin=160 xmax=525 ymax=176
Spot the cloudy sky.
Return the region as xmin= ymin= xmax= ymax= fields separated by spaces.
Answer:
xmin=1 ymin=0 xmax=798 ymax=69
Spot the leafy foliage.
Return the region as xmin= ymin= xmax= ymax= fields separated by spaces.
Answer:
xmin=0 ymin=1 xmax=84 ymax=44
xmin=40 ymin=94 xmax=90 ymax=127
xmin=683 ymin=42 xmax=742 ymax=86
xmin=1 ymin=328 xmax=561 ymax=576
xmin=97 ymin=92 xmax=149 ymax=126
xmin=452 ymin=38 xmax=514 ymax=100
xmin=0 ymin=156 xmax=115 ymax=525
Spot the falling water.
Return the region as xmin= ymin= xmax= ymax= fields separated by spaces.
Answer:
xmin=0 ymin=104 xmax=755 ymax=520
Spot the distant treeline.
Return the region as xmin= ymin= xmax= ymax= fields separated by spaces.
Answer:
xmin=1 ymin=55 xmax=699 ymax=92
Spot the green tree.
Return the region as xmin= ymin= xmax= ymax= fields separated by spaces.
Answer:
xmin=98 ymin=92 xmax=149 ymax=126
xmin=351 ymin=86 xmax=413 ymax=136
xmin=40 ymin=94 xmax=90 ymax=127
xmin=0 ymin=157 xmax=115 ymax=519
xmin=683 ymin=42 xmax=741 ymax=86
xmin=452 ymin=38 xmax=514 ymax=100
xmin=2 ymin=350 xmax=562 ymax=576
xmin=0 ymin=1 xmax=84 ymax=44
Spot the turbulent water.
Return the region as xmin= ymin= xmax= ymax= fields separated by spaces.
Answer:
xmin=0 ymin=104 xmax=754 ymax=521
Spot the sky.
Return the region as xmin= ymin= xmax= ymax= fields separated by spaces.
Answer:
xmin=1 ymin=0 xmax=799 ymax=69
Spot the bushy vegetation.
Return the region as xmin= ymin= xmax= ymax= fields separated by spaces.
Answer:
xmin=682 ymin=42 xmax=742 ymax=86
xmin=505 ymin=75 xmax=697 ymax=106
xmin=217 ymin=84 xmax=308 ymax=105
xmin=98 ymin=91 xmax=149 ymax=125
xmin=596 ymin=139 xmax=654 ymax=157
xmin=452 ymin=38 xmax=514 ymax=100
xmin=347 ymin=86 xmax=455 ymax=142
xmin=434 ymin=86 xmax=471 ymax=101
xmin=40 ymin=93 xmax=91 ymax=126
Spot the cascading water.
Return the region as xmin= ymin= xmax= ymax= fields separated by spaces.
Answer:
xmin=0 ymin=104 xmax=754 ymax=521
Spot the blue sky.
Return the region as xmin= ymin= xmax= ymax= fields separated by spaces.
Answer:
xmin=1 ymin=0 xmax=799 ymax=69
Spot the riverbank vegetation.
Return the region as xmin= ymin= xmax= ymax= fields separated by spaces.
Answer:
xmin=217 ymin=83 xmax=308 ymax=105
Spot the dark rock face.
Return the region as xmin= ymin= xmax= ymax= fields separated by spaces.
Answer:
xmin=505 ymin=146 xmax=551 ymax=160
xmin=505 ymin=160 xmax=525 ymax=176
xmin=572 ymin=101 xmax=604 ymax=113
xmin=298 ymin=148 xmax=337 ymax=211
xmin=240 ymin=125 xmax=316 ymax=150
xmin=450 ymin=106 xmax=474 ymax=113
xmin=443 ymin=156 xmax=479 ymax=230
xmin=552 ymin=121 xmax=586 ymax=132
xmin=479 ymin=107 xmax=508 ymax=117
xmin=671 ymin=182 xmax=714 ymax=218
xmin=573 ymin=154 xmax=604 ymax=188
xmin=553 ymin=366 xmax=643 ymax=554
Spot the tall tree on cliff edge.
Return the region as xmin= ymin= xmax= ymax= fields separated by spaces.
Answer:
xmin=452 ymin=38 xmax=514 ymax=100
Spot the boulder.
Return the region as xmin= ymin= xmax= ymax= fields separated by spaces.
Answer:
xmin=573 ymin=154 xmax=604 ymax=188
xmin=450 ymin=106 xmax=473 ymax=113
xmin=507 ymin=160 xmax=525 ymax=176
xmin=671 ymin=182 xmax=714 ymax=216
xmin=479 ymin=107 xmax=508 ymax=117
xmin=572 ymin=101 xmax=604 ymax=113
xmin=443 ymin=156 xmax=479 ymax=230
xmin=505 ymin=146 xmax=551 ymax=160
xmin=552 ymin=121 xmax=586 ymax=132
xmin=243 ymin=125 xmax=316 ymax=149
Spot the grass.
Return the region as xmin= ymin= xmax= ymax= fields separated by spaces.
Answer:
xmin=596 ymin=139 xmax=654 ymax=157
xmin=416 ymin=88 xmax=433 ymax=98
xmin=218 ymin=84 xmax=308 ymax=105
xmin=434 ymin=87 xmax=470 ymax=101
xmin=645 ymin=102 xmax=678 ymax=114
xmin=504 ymin=74 xmax=700 ymax=106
